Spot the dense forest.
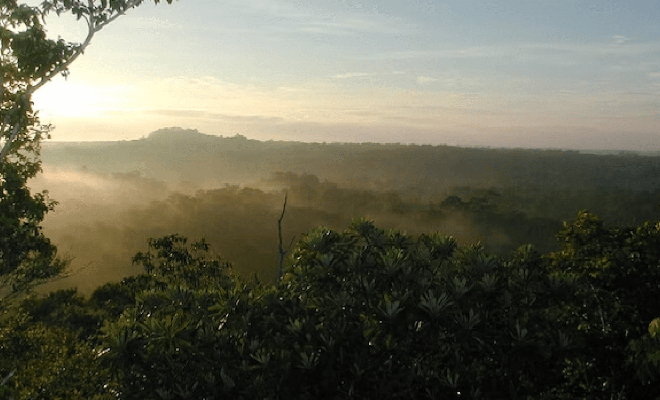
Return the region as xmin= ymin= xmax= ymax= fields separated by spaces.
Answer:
xmin=1 ymin=127 xmax=660 ymax=399
xmin=34 ymin=127 xmax=660 ymax=286
xmin=2 ymin=0 xmax=659 ymax=397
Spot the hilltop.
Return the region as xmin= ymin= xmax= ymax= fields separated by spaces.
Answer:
xmin=42 ymin=127 xmax=660 ymax=194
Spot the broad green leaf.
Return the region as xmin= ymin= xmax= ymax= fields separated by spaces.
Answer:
xmin=649 ymin=317 xmax=660 ymax=339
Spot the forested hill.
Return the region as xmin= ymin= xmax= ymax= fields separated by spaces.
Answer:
xmin=34 ymin=127 xmax=660 ymax=287
xmin=42 ymin=127 xmax=660 ymax=195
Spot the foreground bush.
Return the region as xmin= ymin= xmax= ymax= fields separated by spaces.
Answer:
xmin=99 ymin=214 xmax=660 ymax=399
xmin=2 ymin=212 xmax=658 ymax=399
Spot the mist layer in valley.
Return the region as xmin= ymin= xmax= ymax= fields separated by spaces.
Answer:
xmin=35 ymin=127 xmax=660 ymax=292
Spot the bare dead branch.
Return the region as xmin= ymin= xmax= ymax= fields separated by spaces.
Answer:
xmin=277 ymin=191 xmax=295 ymax=279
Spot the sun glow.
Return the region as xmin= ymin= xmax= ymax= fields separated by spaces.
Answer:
xmin=32 ymin=78 xmax=132 ymax=120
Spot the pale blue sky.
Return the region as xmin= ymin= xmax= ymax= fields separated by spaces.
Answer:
xmin=31 ymin=0 xmax=660 ymax=149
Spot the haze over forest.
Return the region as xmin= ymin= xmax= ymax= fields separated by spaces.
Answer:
xmin=34 ymin=127 xmax=660 ymax=292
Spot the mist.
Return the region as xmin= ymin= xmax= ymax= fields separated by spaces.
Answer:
xmin=31 ymin=128 xmax=660 ymax=293
xmin=31 ymin=168 xmax=485 ymax=293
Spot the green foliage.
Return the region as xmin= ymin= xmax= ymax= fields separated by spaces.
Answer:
xmin=275 ymin=219 xmax=574 ymax=399
xmin=132 ymin=234 xmax=232 ymax=290
xmin=101 ymin=220 xmax=579 ymax=399
xmin=650 ymin=318 xmax=660 ymax=339
xmin=550 ymin=211 xmax=660 ymax=397
xmin=21 ymin=288 xmax=106 ymax=338
xmin=0 ymin=162 xmax=66 ymax=303
xmin=100 ymin=234 xmax=247 ymax=399
xmin=1 ymin=0 xmax=170 ymax=302
xmin=0 ymin=292 xmax=113 ymax=399
xmin=0 ymin=0 xmax=64 ymax=297
xmin=1 ymin=0 xmax=175 ymax=163
xmin=1 ymin=0 xmax=180 ymax=300
xmin=95 ymin=214 xmax=660 ymax=399
xmin=0 ymin=321 xmax=111 ymax=399
xmin=2 ymin=211 xmax=659 ymax=399
xmin=1 ymin=0 xmax=179 ymax=395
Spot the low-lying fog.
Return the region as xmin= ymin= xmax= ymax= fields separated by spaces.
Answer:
xmin=31 ymin=132 xmax=660 ymax=293
xmin=31 ymin=166 xmax=495 ymax=293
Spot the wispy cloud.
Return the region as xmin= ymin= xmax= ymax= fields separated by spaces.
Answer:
xmin=612 ymin=35 xmax=631 ymax=45
xmin=333 ymin=71 xmax=408 ymax=79
xmin=333 ymin=72 xmax=375 ymax=79
xmin=229 ymin=0 xmax=308 ymax=19
xmin=299 ymin=18 xmax=383 ymax=36
xmin=358 ymin=46 xmax=510 ymax=61
xmin=277 ymin=86 xmax=308 ymax=92
xmin=359 ymin=41 xmax=660 ymax=62
xmin=528 ymin=42 xmax=658 ymax=58
xmin=551 ymin=89 xmax=582 ymax=97
xmin=417 ymin=76 xmax=438 ymax=85
xmin=147 ymin=109 xmax=284 ymax=124
xmin=219 ymin=0 xmax=403 ymax=37
xmin=133 ymin=16 xmax=184 ymax=30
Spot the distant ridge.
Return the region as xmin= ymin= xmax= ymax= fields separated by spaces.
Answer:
xmin=144 ymin=127 xmax=220 ymax=142
xmin=43 ymin=127 xmax=658 ymax=156
xmin=143 ymin=127 xmax=273 ymax=151
xmin=40 ymin=127 xmax=660 ymax=196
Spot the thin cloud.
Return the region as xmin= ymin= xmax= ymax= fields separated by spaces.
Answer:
xmin=230 ymin=0 xmax=308 ymax=19
xmin=359 ymin=41 xmax=659 ymax=61
xmin=133 ymin=16 xmax=184 ymax=30
xmin=551 ymin=89 xmax=582 ymax=96
xmin=417 ymin=76 xmax=438 ymax=85
xmin=222 ymin=0 xmax=404 ymax=37
xmin=358 ymin=47 xmax=510 ymax=61
xmin=612 ymin=35 xmax=630 ymax=45
xmin=333 ymin=72 xmax=375 ymax=79
xmin=525 ymin=42 xmax=657 ymax=57
xmin=300 ymin=18 xmax=382 ymax=36
xmin=333 ymin=71 xmax=408 ymax=79
xmin=146 ymin=109 xmax=284 ymax=124
xmin=277 ymin=86 xmax=308 ymax=92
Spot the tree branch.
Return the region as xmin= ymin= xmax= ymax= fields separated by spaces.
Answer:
xmin=277 ymin=191 xmax=295 ymax=279
xmin=1 ymin=0 xmax=142 ymax=165
xmin=0 ymin=109 xmax=24 ymax=162
xmin=28 ymin=0 xmax=143 ymax=96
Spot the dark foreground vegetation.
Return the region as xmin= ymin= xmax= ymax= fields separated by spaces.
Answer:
xmin=1 ymin=214 xmax=660 ymax=399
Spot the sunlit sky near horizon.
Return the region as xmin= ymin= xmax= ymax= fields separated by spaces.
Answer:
xmin=30 ymin=0 xmax=660 ymax=150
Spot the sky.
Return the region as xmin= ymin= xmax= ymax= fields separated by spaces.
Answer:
xmin=28 ymin=0 xmax=660 ymax=150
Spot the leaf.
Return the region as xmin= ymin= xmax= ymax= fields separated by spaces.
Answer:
xmin=649 ymin=317 xmax=660 ymax=339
